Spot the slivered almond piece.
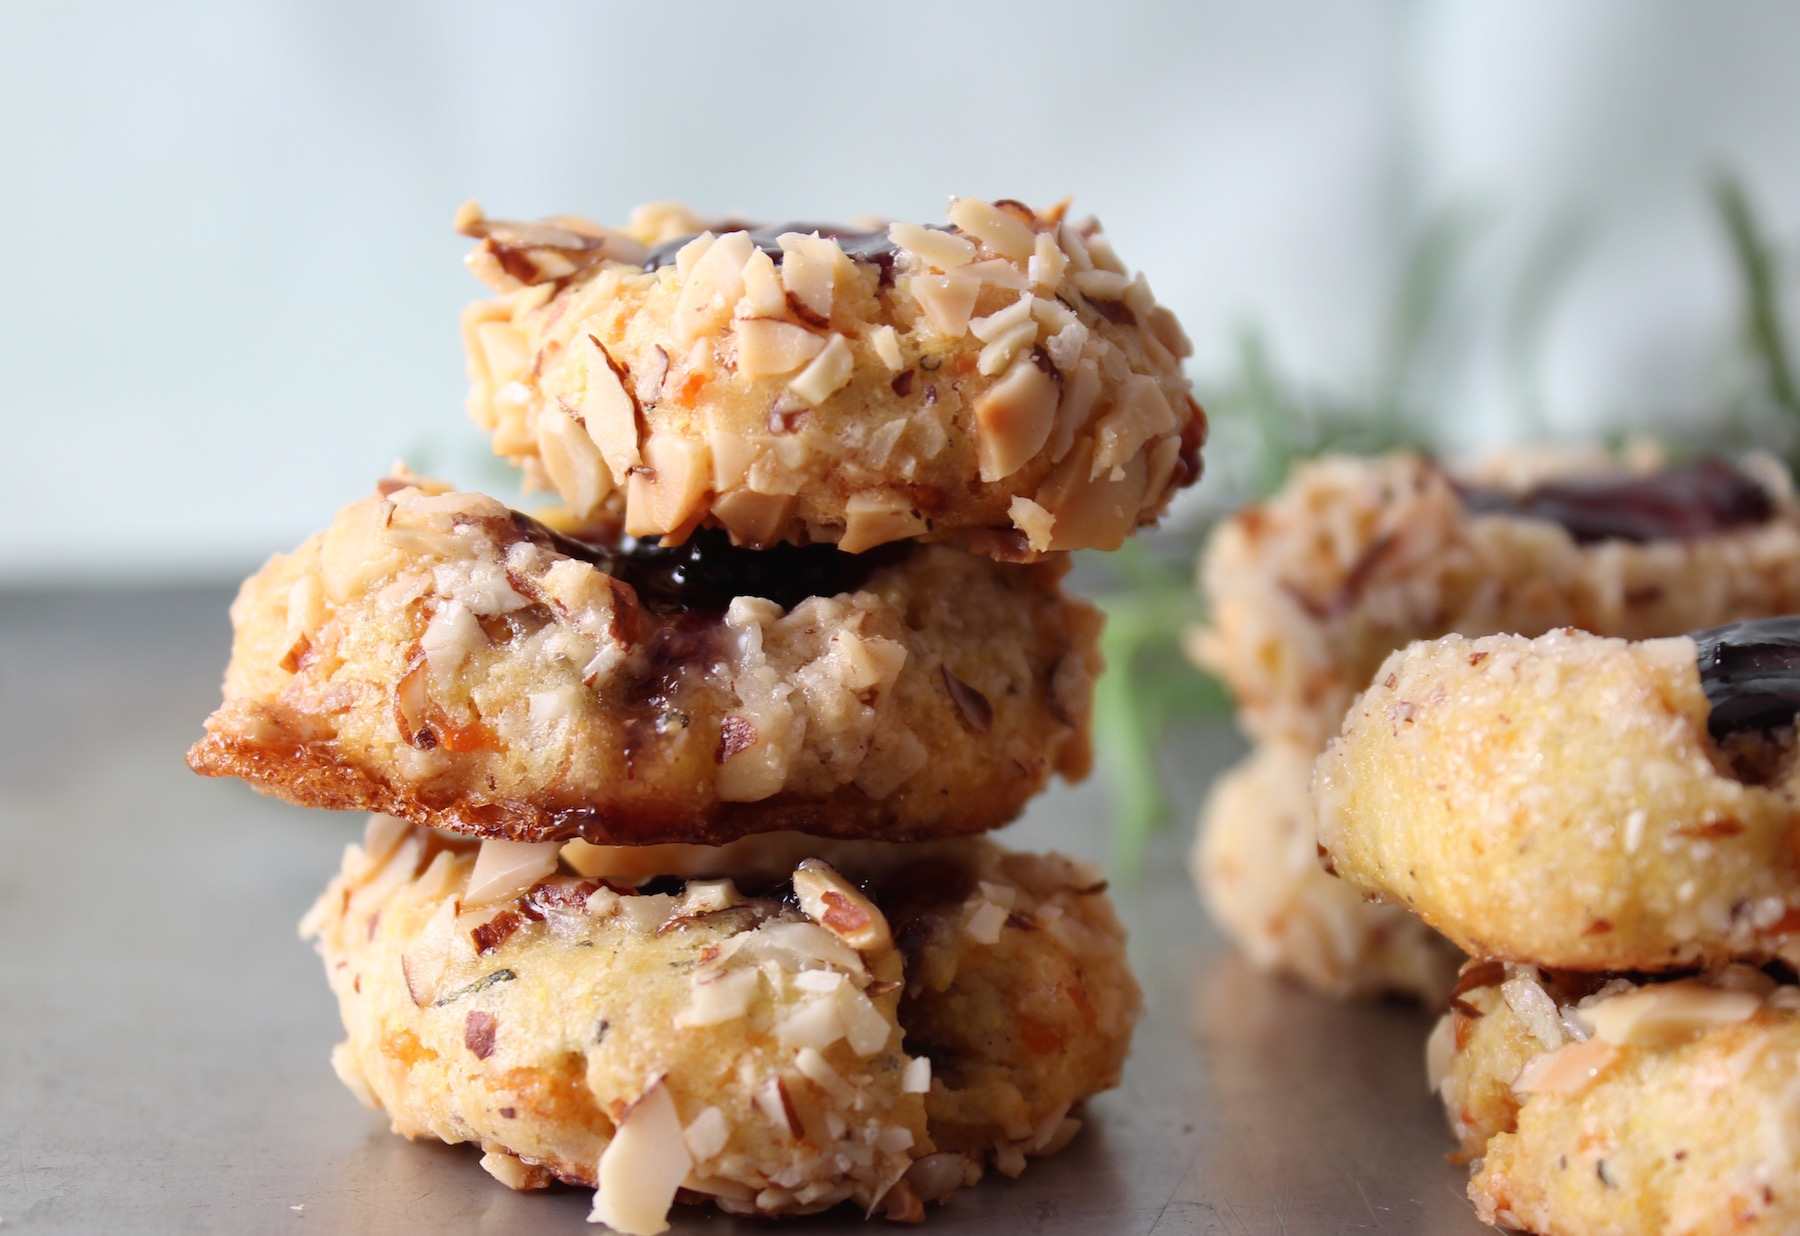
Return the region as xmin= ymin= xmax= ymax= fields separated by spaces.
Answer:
xmin=969 ymin=293 xmax=1034 ymax=343
xmin=474 ymin=320 xmax=529 ymax=386
xmin=674 ymin=230 xmax=753 ymax=344
xmin=870 ymin=324 xmax=903 ymax=371
xmin=949 ymin=197 xmax=1036 ymax=261
xmin=590 ymin=1081 xmax=692 ymax=1236
xmin=711 ymin=489 xmax=795 ymax=548
xmin=889 ymin=222 xmax=975 ymax=270
xmin=1031 ymin=438 xmax=1146 ymax=550
xmin=1009 ymin=495 xmax=1055 ymax=553
xmin=556 ymin=334 xmax=640 ymax=482
xmin=974 ymin=354 xmax=1059 ymax=482
xmin=1583 ymin=980 xmax=1762 ymax=1048
xmin=909 ymin=274 xmax=981 ymax=338
xmin=736 ymin=248 xmax=787 ymax=317
xmin=734 ymin=319 xmax=826 ymax=378
xmin=1030 ymin=231 xmax=1068 ymax=292
xmin=785 ymin=334 xmax=854 ymax=405
xmin=465 ymin=838 xmax=560 ymax=907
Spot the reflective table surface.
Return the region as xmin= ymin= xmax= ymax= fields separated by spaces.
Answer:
xmin=0 ymin=586 xmax=1488 ymax=1234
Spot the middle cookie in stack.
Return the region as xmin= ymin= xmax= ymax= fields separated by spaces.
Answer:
xmin=188 ymin=196 xmax=1204 ymax=1231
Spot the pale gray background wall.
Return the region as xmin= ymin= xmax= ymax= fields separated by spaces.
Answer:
xmin=3 ymin=1 xmax=1797 ymax=581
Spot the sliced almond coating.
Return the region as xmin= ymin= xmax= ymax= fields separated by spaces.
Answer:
xmin=786 ymin=334 xmax=854 ymax=406
xmin=557 ymin=334 xmax=641 ymax=483
xmin=682 ymin=1106 xmax=730 ymax=1164
xmin=736 ymin=248 xmax=787 ymax=317
xmin=1009 ymin=495 xmax=1055 ymax=553
xmin=401 ymin=895 xmax=460 ymax=1006
xmin=734 ymin=319 xmax=826 ymax=378
xmin=969 ymin=293 xmax=1034 ymax=343
xmin=901 ymin=1056 xmax=931 ymax=1094
xmin=1146 ymin=303 xmax=1193 ymax=358
xmin=481 ymin=1150 xmax=552 ymax=1190
xmin=1045 ymin=356 xmax=1101 ymax=463
xmin=909 ymin=273 xmax=981 ymax=338
xmin=675 ymin=230 xmax=753 ymax=345
xmin=465 ymin=838 xmax=560 ymax=907
xmin=978 ymin=321 xmax=1039 ymax=376
xmin=839 ymin=493 xmax=927 ymax=553
xmin=948 ymin=197 xmax=1036 ymax=261
xmin=1091 ymin=373 xmax=1179 ymax=477
xmin=1032 ymin=438 xmax=1147 ymax=550
xmin=1512 ymin=1037 xmax=1621 ymax=1096
xmin=889 ymin=221 xmax=975 ymax=270
xmin=778 ymin=233 xmax=843 ymax=324
xmin=625 ymin=434 xmax=712 ymax=537
xmin=1072 ymin=269 xmax=1132 ymax=301
xmin=793 ymin=858 xmax=893 ymax=955
xmin=974 ymin=354 xmax=1059 ymax=482
xmin=590 ymin=1081 xmax=692 ymax=1236
xmin=1583 ymin=980 xmax=1762 ymax=1048
xmin=677 ymin=967 xmax=760 ymax=1028
xmin=535 ymin=405 xmax=611 ymax=517
xmin=712 ymin=489 xmax=796 ymax=548
xmin=963 ymin=258 xmax=1030 ymax=290
xmin=319 ymin=495 xmax=406 ymax=604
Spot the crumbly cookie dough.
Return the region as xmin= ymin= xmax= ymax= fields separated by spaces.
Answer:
xmin=1431 ymin=962 xmax=1800 ymax=1234
xmin=1192 ymin=447 xmax=1800 ymax=751
xmin=188 ymin=475 xmax=1102 ymax=844
xmin=457 ymin=198 xmax=1203 ymax=558
xmin=1316 ymin=628 xmax=1800 ymax=971
xmin=306 ymin=819 xmax=1139 ymax=1228
xmin=1192 ymin=742 xmax=1461 ymax=1000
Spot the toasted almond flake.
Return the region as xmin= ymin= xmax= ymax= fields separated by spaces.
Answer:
xmin=349 ymin=834 xmax=424 ymax=915
xmin=870 ymin=325 xmax=903 ymax=371
xmin=1072 ymin=268 xmax=1131 ymax=302
xmin=1500 ymin=976 xmax=1567 ymax=1050
xmin=559 ymin=334 xmax=641 ymax=483
xmin=361 ymin=815 xmax=412 ymax=868
xmin=536 ymin=405 xmax=612 ymax=517
xmin=755 ymin=1075 xmax=800 ymax=1137
xmin=590 ymin=1081 xmax=692 ymax=1236
xmin=735 ymin=318 xmax=826 ymax=378
xmin=475 ymin=320 xmax=530 ymax=386
xmin=839 ymin=492 xmax=928 ymax=553
xmin=778 ymin=233 xmax=843 ymax=323
xmin=737 ymin=919 xmax=865 ymax=972
xmin=481 ymin=1150 xmax=549 ymax=1190
xmin=794 ymin=1046 xmax=852 ymax=1099
xmin=674 ymin=231 xmax=753 ymax=345
xmin=1031 ymin=295 xmax=1078 ymax=333
xmin=909 ymin=274 xmax=981 ymax=338
xmin=795 ymin=969 xmax=847 ymax=994
xmin=977 ymin=880 xmax=1018 ymax=910
xmin=837 ymin=987 xmax=893 ymax=1057
xmin=889 ymin=222 xmax=975 ymax=270
xmin=977 ymin=321 xmax=1038 ymax=376
xmin=793 ymin=859 xmax=893 ymax=954
xmin=993 ymin=1141 xmax=1027 ymax=1178
xmin=1031 ymin=439 xmax=1145 ymax=550
xmin=949 ymin=198 xmax=1036 ymax=261
xmin=883 ymin=1180 xmax=925 ymax=1224
xmin=786 ymin=334 xmax=855 ymax=406
xmin=1029 ymin=231 xmax=1068 ymax=292
xmin=1584 ymin=980 xmax=1762 ymax=1047
xmin=876 ymin=1126 xmax=915 ymax=1154
xmin=905 ymin=1153 xmax=971 ymax=1203
xmin=965 ymin=900 xmax=1008 ymax=945
xmin=902 ymin=1056 xmax=931 ymax=1094
xmin=712 ymin=489 xmax=796 ymax=548
xmin=974 ymin=354 xmax=1059 ymax=482
xmin=683 ymin=1106 xmax=730 ymax=1163
xmin=737 ymin=248 xmax=787 ymax=317
xmin=409 ymin=850 xmax=459 ymax=903
xmin=402 ymin=896 xmax=460 ymax=1006
xmin=625 ymin=434 xmax=712 ymax=537
xmin=672 ymin=231 xmax=714 ymax=278
xmin=775 ymin=994 xmax=846 ymax=1051
xmin=1009 ymin=495 xmax=1055 ymax=552
xmin=969 ymin=294 xmax=1034 ymax=344
xmin=465 ymin=839 xmax=560 ymax=907
xmin=678 ymin=967 xmax=759 ymax=1028
xmin=1513 ymin=1037 xmax=1622 ymax=1096
xmin=962 ymin=258 xmax=1031 ymax=290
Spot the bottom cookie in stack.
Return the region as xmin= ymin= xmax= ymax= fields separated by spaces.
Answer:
xmin=1430 ymin=963 xmax=1800 ymax=1234
xmin=304 ymin=818 xmax=1140 ymax=1231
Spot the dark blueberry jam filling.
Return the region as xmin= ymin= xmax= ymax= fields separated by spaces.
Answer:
xmin=1693 ymin=615 xmax=1800 ymax=738
xmin=1459 ymin=458 xmax=1772 ymax=545
xmin=643 ymin=223 xmax=913 ymax=274
xmin=510 ymin=515 xmax=905 ymax=615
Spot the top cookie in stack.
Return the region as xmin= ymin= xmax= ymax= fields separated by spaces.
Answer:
xmin=188 ymin=195 xmax=1206 ymax=847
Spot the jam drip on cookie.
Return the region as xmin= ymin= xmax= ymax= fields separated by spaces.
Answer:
xmin=508 ymin=514 xmax=908 ymax=615
xmin=1693 ymin=615 xmax=1800 ymax=739
xmin=1459 ymin=458 xmax=1772 ymax=545
xmin=644 ymin=224 xmax=904 ymax=273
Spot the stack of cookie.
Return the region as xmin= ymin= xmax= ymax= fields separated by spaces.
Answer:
xmin=1187 ymin=446 xmax=1800 ymax=1000
xmin=1317 ymin=617 xmax=1800 ymax=1232
xmin=188 ymin=196 xmax=1204 ymax=1231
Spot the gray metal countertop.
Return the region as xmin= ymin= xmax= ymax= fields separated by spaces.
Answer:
xmin=0 ymin=586 xmax=1487 ymax=1234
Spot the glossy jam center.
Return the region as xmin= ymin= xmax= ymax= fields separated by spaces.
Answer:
xmin=1459 ymin=458 xmax=1772 ymax=545
xmin=1692 ymin=615 xmax=1800 ymax=737
xmin=510 ymin=516 xmax=904 ymax=614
